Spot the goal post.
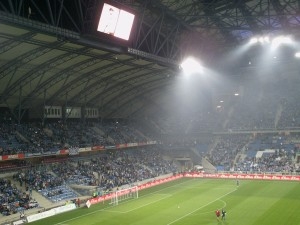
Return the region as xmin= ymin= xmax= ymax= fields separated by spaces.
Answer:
xmin=110 ymin=186 xmax=138 ymax=205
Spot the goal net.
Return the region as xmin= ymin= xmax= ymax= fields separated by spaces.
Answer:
xmin=110 ymin=186 xmax=138 ymax=205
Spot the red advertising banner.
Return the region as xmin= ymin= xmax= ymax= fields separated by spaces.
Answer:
xmin=116 ymin=144 xmax=127 ymax=149
xmin=88 ymin=192 xmax=114 ymax=205
xmin=91 ymin=145 xmax=106 ymax=151
xmin=86 ymin=172 xmax=300 ymax=207
xmin=86 ymin=174 xmax=183 ymax=206
xmin=58 ymin=149 xmax=69 ymax=155
xmin=184 ymin=172 xmax=300 ymax=181
xmin=1 ymin=153 xmax=25 ymax=160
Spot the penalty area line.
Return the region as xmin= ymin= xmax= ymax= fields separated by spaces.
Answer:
xmin=166 ymin=189 xmax=236 ymax=225
xmin=102 ymin=194 xmax=172 ymax=214
xmin=124 ymin=194 xmax=172 ymax=213
xmin=54 ymin=180 xmax=191 ymax=225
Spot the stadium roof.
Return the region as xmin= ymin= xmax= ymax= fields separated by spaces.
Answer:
xmin=0 ymin=0 xmax=300 ymax=120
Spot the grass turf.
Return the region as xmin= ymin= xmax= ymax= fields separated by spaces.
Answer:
xmin=28 ymin=178 xmax=300 ymax=225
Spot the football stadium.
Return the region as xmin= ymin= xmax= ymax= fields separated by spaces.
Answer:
xmin=0 ymin=1 xmax=300 ymax=225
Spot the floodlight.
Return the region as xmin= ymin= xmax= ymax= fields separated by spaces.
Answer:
xmin=180 ymin=57 xmax=203 ymax=75
xmin=249 ymin=38 xmax=258 ymax=44
xmin=295 ymin=52 xmax=300 ymax=58
xmin=263 ymin=36 xmax=270 ymax=43
xmin=271 ymin=36 xmax=292 ymax=49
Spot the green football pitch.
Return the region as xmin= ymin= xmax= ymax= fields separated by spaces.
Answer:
xmin=28 ymin=178 xmax=300 ymax=225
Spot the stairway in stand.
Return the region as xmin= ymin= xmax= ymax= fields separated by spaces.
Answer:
xmin=0 ymin=178 xmax=65 ymax=224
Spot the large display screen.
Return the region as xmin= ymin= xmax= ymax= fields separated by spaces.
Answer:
xmin=97 ymin=3 xmax=135 ymax=41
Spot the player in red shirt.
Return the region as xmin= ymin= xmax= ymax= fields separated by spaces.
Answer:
xmin=215 ymin=209 xmax=221 ymax=221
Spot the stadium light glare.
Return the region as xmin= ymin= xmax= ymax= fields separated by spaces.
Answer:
xmin=249 ymin=37 xmax=258 ymax=44
xmin=258 ymin=37 xmax=264 ymax=43
xmin=249 ymin=35 xmax=293 ymax=47
xmin=180 ymin=57 xmax=203 ymax=75
xmin=249 ymin=36 xmax=270 ymax=45
xmin=271 ymin=36 xmax=292 ymax=49
xmin=264 ymin=36 xmax=270 ymax=43
xmin=295 ymin=52 xmax=300 ymax=58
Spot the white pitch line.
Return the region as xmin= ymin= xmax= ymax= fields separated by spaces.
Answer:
xmin=124 ymin=194 xmax=172 ymax=213
xmin=166 ymin=189 xmax=236 ymax=225
xmin=220 ymin=199 xmax=227 ymax=208
xmin=101 ymin=209 xmax=127 ymax=213
xmin=102 ymin=194 xmax=172 ymax=214
xmin=191 ymin=199 xmax=227 ymax=216
xmin=55 ymin=179 xmax=194 ymax=225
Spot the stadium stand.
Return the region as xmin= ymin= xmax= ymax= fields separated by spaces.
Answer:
xmin=1 ymin=1 xmax=300 ymax=224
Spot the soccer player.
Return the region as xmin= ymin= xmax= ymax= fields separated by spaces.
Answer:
xmin=215 ymin=209 xmax=221 ymax=221
xmin=221 ymin=208 xmax=226 ymax=220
